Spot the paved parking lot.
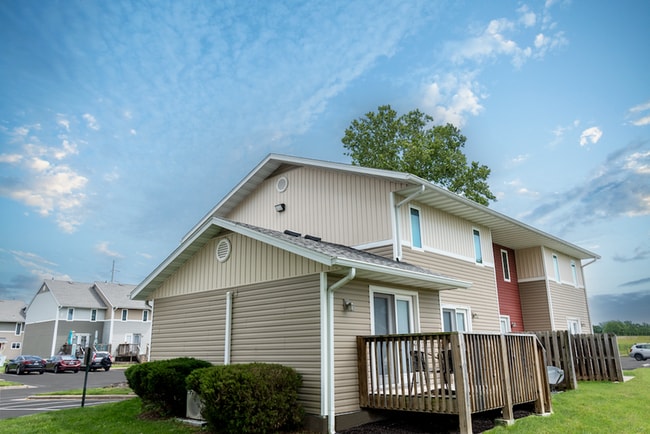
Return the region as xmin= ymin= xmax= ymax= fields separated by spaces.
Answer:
xmin=0 ymin=368 xmax=128 ymax=419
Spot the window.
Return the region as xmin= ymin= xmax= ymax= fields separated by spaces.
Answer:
xmin=11 ymin=342 xmax=21 ymax=349
xmin=142 ymin=310 xmax=149 ymax=322
xmin=67 ymin=308 xmax=74 ymax=321
xmin=501 ymin=249 xmax=510 ymax=281
xmin=499 ymin=316 xmax=511 ymax=333
xmin=567 ymin=318 xmax=581 ymax=335
xmin=371 ymin=288 xmax=418 ymax=335
xmin=409 ymin=207 xmax=422 ymax=249
xmin=442 ymin=306 xmax=469 ymax=332
xmin=121 ymin=309 xmax=128 ymax=321
xmin=571 ymin=261 xmax=578 ymax=286
xmin=91 ymin=309 xmax=97 ymax=321
xmin=552 ymin=254 xmax=560 ymax=282
xmin=473 ymin=229 xmax=483 ymax=264
xmin=15 ymin=322 xmax=22 ymax=336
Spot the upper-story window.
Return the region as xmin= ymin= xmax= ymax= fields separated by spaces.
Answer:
xmin=15 ymin=322 xmax=22 ymax=336
xmin=442 ymin=306 xmax=469 ymax=332
xmin=91 ymin=309 xmax=97 ymax=321
xmin=67 ymin=308 xmax=74 ymax=321
xmin=121 ymin=309 xmax=128 ymax=321
xmin=409 ymin=206 xmax=422 ymax=249
xmin=143 ymin=310 xmax=149 ymax=322
xmin=552 ymin=254 xmax=560 ymax=282
xmin=473 ymin=229 xmax=483 ymax=264
xmin=571 ymin=261 xmax=578 ymax=286
xmin=501 ymin=249 xmax=510 ymax=281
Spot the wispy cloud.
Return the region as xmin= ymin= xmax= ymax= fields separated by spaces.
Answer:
xmin=523 ymin=139 xmax=650 ymax=232
xmin=83 ymin=113 xmax=100 ymax=130
xmin=95 ymin=242 xmax=123 ymax=258
xmin=626 ymin=100 xmax=650 ymax=126
xmin=6 ymin=249 xmax=70 ymax=282
xmin=613 ymin=246 xmax=650 ymax=263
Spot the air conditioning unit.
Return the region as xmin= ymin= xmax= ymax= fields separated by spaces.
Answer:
xmin=186 ymin=390 xmax=205 ymax=420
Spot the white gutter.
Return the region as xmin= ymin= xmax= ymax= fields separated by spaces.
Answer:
xmin=51 ymin=306 xmax=61 ymax=357
xmin=323 ymin=268 xmax=356 ymax=434
xmin=393 ymin=185 xmax=425 ymax=261
xmin=224 ymin=291 xmax=233 ymax=365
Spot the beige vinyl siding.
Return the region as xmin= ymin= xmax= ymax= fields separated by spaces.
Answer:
xmin=151 ymin=275 xmax=322 ymax=415
xmin=519 ymin=280 xmax=552 ymax=331
xmin=544 ymin=250 xmax=584 ymax=287
xmin=21 ymin=321 xmax=55 ymax=356
xmin=227 ymin=166 xmax=404 ymax=246
xmin=154 ymin=233 xmax=328 ymax=299
xmin=514 ymin=247 xmax=545 ymax=280
xmin=401 ymin=250 xmax=500 ymax=331
xmin=400 ymin=200 xmax=494 ymax=265
xmin=150 ymin=291 xmax=226 ymax=362
xmin=549 ymin=281 xmax=592 ymax=333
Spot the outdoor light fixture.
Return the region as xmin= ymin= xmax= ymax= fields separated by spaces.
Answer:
xmin=274 ymin=203 xmax=286 ymax=212
xmin=342 ymin=299 xmax=355 ymax=312
xmin=511 ymin=322 xmax=517 ymax=328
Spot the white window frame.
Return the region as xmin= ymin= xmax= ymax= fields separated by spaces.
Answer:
xmin=567 ymin=318 xmax=581 ymax=335
xmin=370 ymin=286 xmax=420 ymax=335
xmin=67 ymin=308 xmax=74 ymax=321
xmin=409 ymin=206 xmax=423 ymax=250
xmin=15 ymin=322 xmax=22 ymax=336
xmin=121 ymin=309 xmax=128 ymax=321
xmin=472 ymin=229 xmax=483 ymax=264
xmin=552 ymin=254 xmax=560 ymax=282
xmin=499 ymin=315 xmax=511 ymax=333
xmin=500 ymin=249 xmax=511 ymax=282
xmin=11 ymin=342 xmax=21 ymax=349
xmin=90 ymin=309 xmax=97 ymax=322
xmin=142 ymin=310 xmax=149 ymax=322
xmin=570 ymin=261 xmax=578 ymax=287
xmin=441 ymin=305 xmax=471 ymax=332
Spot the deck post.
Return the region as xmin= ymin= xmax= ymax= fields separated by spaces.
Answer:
xmin=497 ymin=334 xmax=514 ymax=423
xmin=357 ymin=337 xmax=369 ymax=408
xmin=451 ymin=333 xmax=472 ymax=434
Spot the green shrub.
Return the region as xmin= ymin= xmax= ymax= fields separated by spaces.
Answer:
xmin=187 ymin=363 xmax=303 ymax=433
xmin=124 ymin=357 xmax=212 ymax=417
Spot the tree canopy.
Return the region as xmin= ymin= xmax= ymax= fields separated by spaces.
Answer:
xmin=341 ymin=104 xmax=496 ymax=206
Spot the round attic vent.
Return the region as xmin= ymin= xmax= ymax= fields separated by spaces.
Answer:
xmin=276 ymin=176 xmax=288 ymax=193
xmin=216 ymin=238 xmax=232 ymax=263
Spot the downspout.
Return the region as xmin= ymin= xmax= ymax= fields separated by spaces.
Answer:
xmin=540 ymin=247 xmax=556 ymax=330
xmin=393 ymin=185 xmax=425 ymax=261
xmin=109 ymin=307 xmax=117 ymax=352
xmin=224 ymin=291 xmax=233 ymax=365
xmin=325 ymin=268 xmax=356 ymax=434
xmin=51 ymin=306 xmax=61 ymax=356
xmin=580 ymin=258 xmax=598 ymax=334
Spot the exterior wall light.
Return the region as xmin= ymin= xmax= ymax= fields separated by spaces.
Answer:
xmin=274 ymin=203 xmax=286 ymax=212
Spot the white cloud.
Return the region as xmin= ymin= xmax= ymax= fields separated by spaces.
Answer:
xmin=421 ymin=74 xmax=484 ymax=127
xmin=10 ymin=249 xmax=70 ymax=281
xmin=579 ymin=126 xmax=603 ymax=146
xmin=624 ymin=151 xmax=650 ymax=175
xmin=57 ymin=116 xmax=70 ymax=131
xmin=96 ymin=241 xmax=123 ymax=258
xmin=0 ymin=153 xmax=23 ymax=164
xmin=83 ymin=113 xmax=100 ymax=130
xmin=53 ymin=139 xmax=79 ymax=160
xmin=627 ymin=100 xmax=650 ymax=126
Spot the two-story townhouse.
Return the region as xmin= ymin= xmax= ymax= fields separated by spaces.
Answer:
xmin=0 ymin=300 xmax=26 ymax=364
xmin=131 ymin=154 xmax=599 ymax=432
xmin=23 ymin=280 xmax=152 ymax=360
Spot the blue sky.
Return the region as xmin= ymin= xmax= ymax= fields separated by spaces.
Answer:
xmin=1 ymin=1 xmax=648 ymax=324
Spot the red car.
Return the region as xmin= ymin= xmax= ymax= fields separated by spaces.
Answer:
xmin=45 ymin=355 xmax=81 ymax=373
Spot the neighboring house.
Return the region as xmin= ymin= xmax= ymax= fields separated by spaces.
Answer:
xmin=0 ymin=300 xmax=26 ymax=364
xmin=22 ymin=280 xmax=152 ymax=360
xmin=131 ymin=154 xmax=599 ymax=432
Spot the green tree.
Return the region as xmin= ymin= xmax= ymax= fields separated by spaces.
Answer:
xmin=342 ymin=104 xmax=496 ymax=206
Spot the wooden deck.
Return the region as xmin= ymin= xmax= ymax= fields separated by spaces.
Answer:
xmin=357 ymin=332 xmax=552 ymax=434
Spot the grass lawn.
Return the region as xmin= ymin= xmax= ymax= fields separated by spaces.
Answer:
xmin=487 ymin=368 xmax=649 ymax=433
xmin=616 ymin=335 xmax=650 ymax=356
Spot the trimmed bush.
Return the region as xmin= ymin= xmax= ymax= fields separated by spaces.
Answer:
xmin=187 ymin=363 xmax=303 ymax=433
xmin=124 ymin=357 xmax=212 ymax=417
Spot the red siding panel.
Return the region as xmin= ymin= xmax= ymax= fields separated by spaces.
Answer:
xmin=493 ymin=244 xmax=525 ymax=332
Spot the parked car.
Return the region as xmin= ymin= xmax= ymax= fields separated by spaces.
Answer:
xmin=45 ymin=355 xmax=81 ymax=373
xmin=4 ymin=355 xmax=46 ymax=375
xmin=84 ymin=351 xmax=113 ymax=371
xmin=629 ymin=343 xmax=650 ymax=361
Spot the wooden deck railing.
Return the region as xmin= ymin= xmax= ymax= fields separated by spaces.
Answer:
xmin=357 ymin=332 xmax=551 ymax=434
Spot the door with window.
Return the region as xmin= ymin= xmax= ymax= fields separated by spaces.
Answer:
xmin=567 ymin=319 xmax=581 ymax=335
xmin=372 ymin=290 xmax=417 ymax=391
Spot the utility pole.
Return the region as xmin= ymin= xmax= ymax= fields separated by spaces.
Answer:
xmin=111 ymin=260 xmax=117 ymax=283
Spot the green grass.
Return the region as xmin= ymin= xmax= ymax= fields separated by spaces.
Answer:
xmin=37 ymin=385 xmax=134 ymax=396
xmin=0 ymin=397 xmax=204 ymax=433
xmin=0 ymin=379 xmax=22 ymax=387
xmin=616 ymin=336 xmax=650 ymax=356
xmin=487 ymin=368 xmax=649 ymax=433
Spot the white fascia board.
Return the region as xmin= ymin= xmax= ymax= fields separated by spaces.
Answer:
xmin=333 ymin=257 xmax=472 ymax=290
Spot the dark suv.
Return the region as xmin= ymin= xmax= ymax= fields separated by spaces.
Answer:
xmin=86 ymin=351 xmax=113 ymax=371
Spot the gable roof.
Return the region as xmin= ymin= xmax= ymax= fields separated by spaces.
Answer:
xmin=38 ymin=280 xmax=107 ymax=309
xmin=0 ymin=300 xmax=26 ymax=322
xmin=184 ymin=154 xmax=600 ymax=261
xmin=131 ymin=217 xmax=472 ymax=301
xmin=93 ymin=282 xmax=142 ymax=309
